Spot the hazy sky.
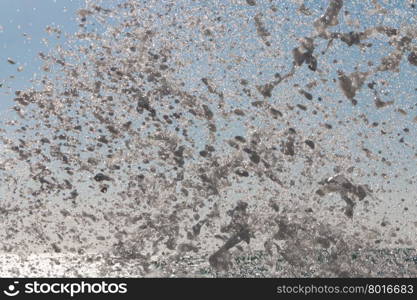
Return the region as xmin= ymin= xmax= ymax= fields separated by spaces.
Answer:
xmin=0 ymin=0 xmax=415 ymax=256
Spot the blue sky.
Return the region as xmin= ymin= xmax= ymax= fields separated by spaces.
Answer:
xmin=0 ymin=1 xmax=415 ymax=193
xmin=0 ymin=0 xmax=82 ymax=111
